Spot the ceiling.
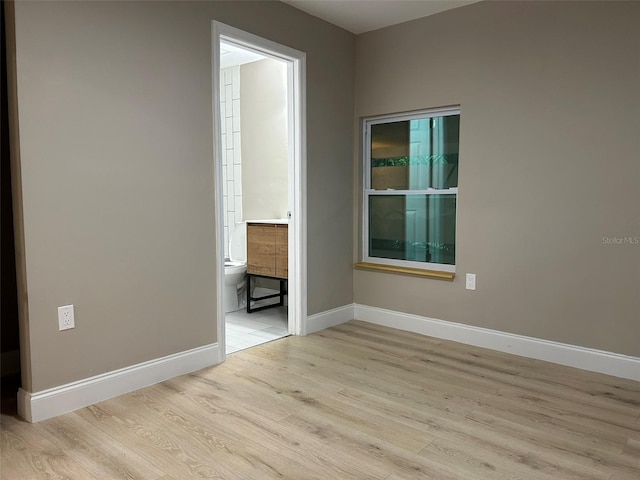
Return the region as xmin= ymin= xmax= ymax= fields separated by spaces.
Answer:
xmin=220 ymin=1 xmax=481 ymax=68
xmin=220 ymin=41 xmax=267 ymax=69
xmin=282 ymin=0 xmax=480 ymax=34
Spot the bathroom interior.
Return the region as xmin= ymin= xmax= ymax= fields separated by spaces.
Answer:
xmin=220 ymin=41 xmax=290 ymax=354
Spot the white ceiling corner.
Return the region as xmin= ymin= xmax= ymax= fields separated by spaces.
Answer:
xmin=282 ymin=0 xmax=481 ymax=35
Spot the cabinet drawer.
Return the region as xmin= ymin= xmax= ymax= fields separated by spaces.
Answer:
xmin=247 ymin=225 xmax=276 ymax=276
xmin=246 ymin=223 xmax=288 ymax=278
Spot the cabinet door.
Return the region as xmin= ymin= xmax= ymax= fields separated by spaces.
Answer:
xmin=275 ymin=225 xmax=288 ymax=279
xmin=247 ymin=224 xmax=276 ymax=276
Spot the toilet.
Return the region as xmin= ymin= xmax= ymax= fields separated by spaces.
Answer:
xmin=224 ymin=222 xmax=247 ymax=313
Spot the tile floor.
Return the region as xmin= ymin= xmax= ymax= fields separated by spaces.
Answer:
xmin=225 ymin=305 xmax=288 ymax=354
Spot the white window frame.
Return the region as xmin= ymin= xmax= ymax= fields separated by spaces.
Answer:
xmin=362 ymin=106 xmax=460 ymax=273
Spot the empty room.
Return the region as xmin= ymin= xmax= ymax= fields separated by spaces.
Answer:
xmin=1 ymin=0 xmax=638 ymax=478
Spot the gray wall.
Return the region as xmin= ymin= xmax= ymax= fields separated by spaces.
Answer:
xmin=354 ymin=1 xmax=640 ymax=356
xmin=241 ymin=58 xmax=289 ymax=221
xmin=10 ymin=0 xmax=354 ymax=392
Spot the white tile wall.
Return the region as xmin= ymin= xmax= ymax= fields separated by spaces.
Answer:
xmin=221 ymin=66 xmax=243 ymax=259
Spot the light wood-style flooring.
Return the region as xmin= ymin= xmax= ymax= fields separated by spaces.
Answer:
xmin=1 ymin=320 xmax=639 ymax=479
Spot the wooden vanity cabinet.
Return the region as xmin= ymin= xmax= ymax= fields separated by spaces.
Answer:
xmin=246 ymin=223 xmax=288 ymax=279
xmin=274 ymin=225 xmax=288 ymax=278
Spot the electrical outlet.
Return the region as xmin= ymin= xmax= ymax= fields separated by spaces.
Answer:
xmin=58 ymin=305 xmax=75 ymax=331
xmin=466 ymin=273 xmax=476 ymax=291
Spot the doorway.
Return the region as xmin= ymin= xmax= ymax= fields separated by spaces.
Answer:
xmin=1 ymin=0 xmax=22 ymax=413
xmin=212 ymin=22 xmax=307 ymax=359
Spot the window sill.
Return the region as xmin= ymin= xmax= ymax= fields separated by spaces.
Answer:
xmin=353 ymin=262 xmax=455 ymax=280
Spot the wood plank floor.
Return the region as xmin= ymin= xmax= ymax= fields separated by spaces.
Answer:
xmin=1 ymin=320 xmax=639 ymax=479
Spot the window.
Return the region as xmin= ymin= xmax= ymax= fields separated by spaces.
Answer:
xmin=363 ymin=107 xmax=460 ymax=273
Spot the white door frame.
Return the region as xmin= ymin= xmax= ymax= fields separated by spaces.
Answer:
xmin=212 ymin=21 xmax=307 ymax=362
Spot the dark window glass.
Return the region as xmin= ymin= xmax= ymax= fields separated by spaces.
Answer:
xmin=369 ymin=194 xmax=456 ymax=265
xmin=370 ymin=115 xmax=459 ymax=190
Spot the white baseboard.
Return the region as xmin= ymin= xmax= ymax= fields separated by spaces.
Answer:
xmin=18 ymin=343 xmax=221 ymax=423
xmin=1 ymin=349 xmax=21 ymax=377
xmin=354 ymin=304 xmax=640 ymax=382
xmin=305 ymin=303 xmax=354 ymax=334
xmin=18 ymin=305 xmax=638 ymax=423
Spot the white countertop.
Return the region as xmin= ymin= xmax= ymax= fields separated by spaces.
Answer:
xmin=246 ymin=219 xmax=288 ymax=224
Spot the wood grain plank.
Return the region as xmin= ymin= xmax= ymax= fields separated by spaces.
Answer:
xmin=0 ymin=447 xmax=100 ymax=480
xmin=41 ymin=412 xmax=165 ymax=479
xmin=0 ymin=422 xmax=100 ymax=480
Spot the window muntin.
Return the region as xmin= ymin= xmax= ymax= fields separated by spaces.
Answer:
xmin=364 ymin=107 xmax=460 ymax=272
